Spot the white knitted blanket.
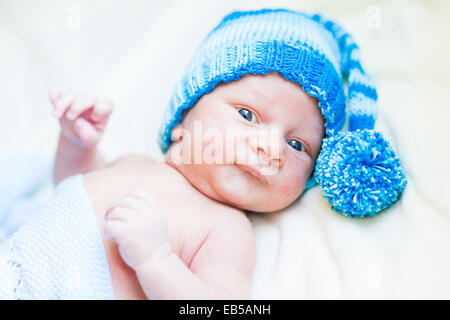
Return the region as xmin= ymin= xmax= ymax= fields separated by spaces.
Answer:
xmin=0 ymin=174 xmax=113 ymax=299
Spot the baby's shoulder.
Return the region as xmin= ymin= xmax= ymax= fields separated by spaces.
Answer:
xmin=86 ymin=153 xmax=163 ymax=191
xmin=208 ymin=205 xmax=253 ymax=233
xmin=106 ymin=153 xmax=155 ymax=168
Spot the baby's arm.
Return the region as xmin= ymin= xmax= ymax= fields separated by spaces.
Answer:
xmin=49 ymin=89 xmax=113 ymax=185
xmin=136 ymin=215 xmax=255 ymax=299
xmin=103 ymin=190 xmax=255 ymax=299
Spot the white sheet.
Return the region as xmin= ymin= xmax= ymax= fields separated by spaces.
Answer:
xmin=1 ymin=0 xmax=449 ymax=299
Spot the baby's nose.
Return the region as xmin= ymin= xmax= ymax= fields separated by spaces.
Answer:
xmin=249 ymin=134 xmax=284 ymax=166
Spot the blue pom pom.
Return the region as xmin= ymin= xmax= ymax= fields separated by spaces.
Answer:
xmin=314 ymin=129 xmax=407 ymax=218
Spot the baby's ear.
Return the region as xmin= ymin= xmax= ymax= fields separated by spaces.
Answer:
xmin=171 ymin=108 xmax=191 ymax=142
xmin=171 ymin=124 xmax=183 ymax=142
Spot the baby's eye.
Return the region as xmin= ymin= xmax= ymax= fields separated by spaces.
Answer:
xmin=237 ymin=108 xmax=257 ymax=124
xmin=287 ymin=139 xmax=305 ymax=152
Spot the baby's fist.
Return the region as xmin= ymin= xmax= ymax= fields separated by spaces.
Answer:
xmin=103 ymin=189 xmax=170 ymax=269
xmin=49 ymin=88 xmax=113 ymax=148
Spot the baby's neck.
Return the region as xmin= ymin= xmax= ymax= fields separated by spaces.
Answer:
xmin=162 ymin=155 xmax=246 ymax=214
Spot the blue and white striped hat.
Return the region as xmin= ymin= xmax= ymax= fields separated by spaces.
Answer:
xmin=157 ymin=8 xmax=407 ymax=218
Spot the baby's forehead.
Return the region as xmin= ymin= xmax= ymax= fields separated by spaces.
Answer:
xmin=213 ymin=73 xmax=318 ymax=113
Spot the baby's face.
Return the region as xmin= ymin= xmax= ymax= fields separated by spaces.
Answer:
xmin=166 ymin=72 xmax=324 ymax=212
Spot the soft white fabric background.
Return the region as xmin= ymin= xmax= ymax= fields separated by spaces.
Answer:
xmin=0 ymin=0 xmax=449 ymax=299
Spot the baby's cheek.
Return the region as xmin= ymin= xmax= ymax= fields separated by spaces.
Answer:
xmin=280 ymin=164 xmax=309 ymax=196
xmin=278 ymin=181 xmax=302 ymax=197
xmin=204 ymin=123 xmax=242 ymax=165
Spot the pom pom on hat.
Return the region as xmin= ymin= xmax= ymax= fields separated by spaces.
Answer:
xmin=314 ymin=129 xmax=407 ymax=218
xmin=308 ymin=12 xmax=407 ymax=217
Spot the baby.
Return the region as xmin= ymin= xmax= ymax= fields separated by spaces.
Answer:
xmin=50 ymin=70 xmax=324 ymax=299
xmin=1 ymin=9 xmax=407 ymax=300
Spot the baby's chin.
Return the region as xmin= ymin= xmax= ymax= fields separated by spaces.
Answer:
xmin=208 ymin=165 xmax=291 ymax=212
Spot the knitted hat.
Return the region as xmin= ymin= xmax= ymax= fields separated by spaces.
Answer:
xmin=157 ymin=8 xmax=407 ymax=218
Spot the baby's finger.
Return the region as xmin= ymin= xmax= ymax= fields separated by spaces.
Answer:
xmin=103 ymin=220 xmax=125 ymax=242
xmin=129 ymin=189 xmax=159 ymax=206
xmin=105 ymin=207 xmax=133 ymax=222
xmin=73 ymin=117 xmax=102 ymax=147
xmin=52 ymin=94 xmax=74 ymax=118
xmin=92 ymin=97 xmax=113 ymax=122
xmin=49 ymin=88 xmax=64 ymax=104
xmin=66 ymin=95 xmax=97 ymax=121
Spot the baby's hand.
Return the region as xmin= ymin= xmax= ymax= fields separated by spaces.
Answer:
xmin=49 ymin=88 xmax=113 ymax=148
xmin=103 ymin=189 xmax=171 ymax=269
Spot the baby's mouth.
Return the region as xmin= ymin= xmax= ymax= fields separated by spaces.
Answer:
xmin=236 ymin=163 xmax=269 ymax=184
